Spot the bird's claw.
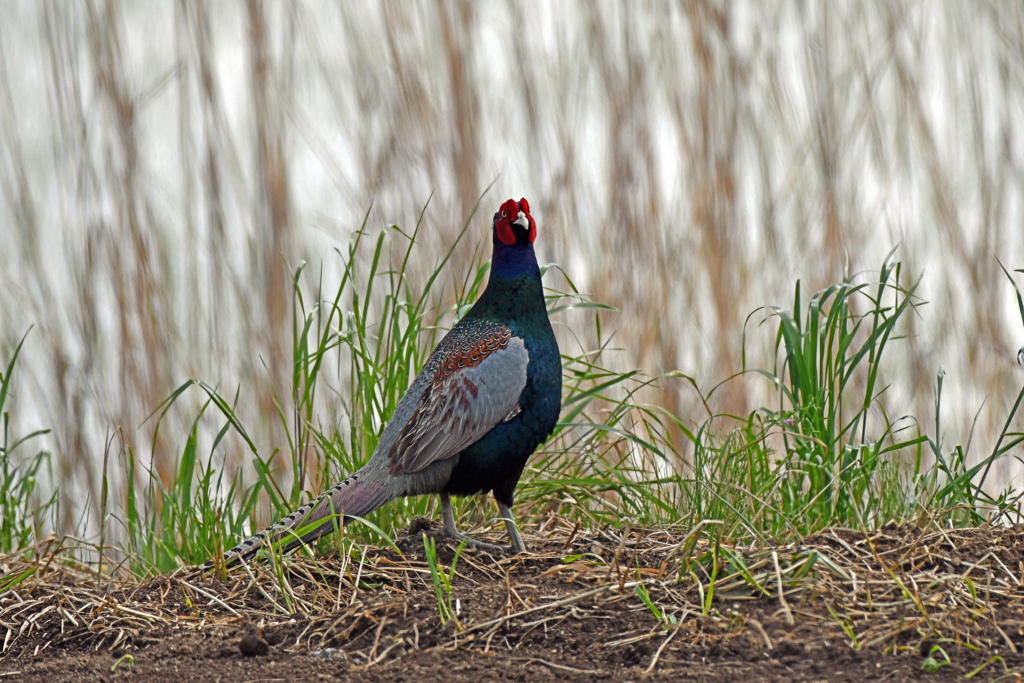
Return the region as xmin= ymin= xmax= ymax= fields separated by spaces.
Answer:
xmin=442 ymin=529 xmax=505 ymax=552
xmin=440 ymin=491 xmax=525 ymax=553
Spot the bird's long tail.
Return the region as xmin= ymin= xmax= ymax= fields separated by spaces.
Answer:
xmin=204 ymin=468 xmax=392 ymax=569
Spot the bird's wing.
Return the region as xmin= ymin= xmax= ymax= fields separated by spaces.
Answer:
xmin=387 ymin=329 xmax=529 ymax=475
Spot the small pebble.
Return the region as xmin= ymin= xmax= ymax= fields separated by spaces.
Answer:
xmin=238 ymin=634 xmax=269 ymax=657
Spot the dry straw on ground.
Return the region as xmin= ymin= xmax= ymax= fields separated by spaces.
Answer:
xmin=4 ymin=521 xmax=1024 ymax=679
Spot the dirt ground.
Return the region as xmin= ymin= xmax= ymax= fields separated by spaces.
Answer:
xmin=4 ymin=520 xmax=1024 ymax=682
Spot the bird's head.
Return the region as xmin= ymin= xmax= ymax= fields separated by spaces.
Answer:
xmin=493 ymin=198 xmax=537 ymax=247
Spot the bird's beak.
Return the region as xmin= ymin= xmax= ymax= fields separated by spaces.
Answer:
xmin=513 ymin=212 xmax=529 ymax=230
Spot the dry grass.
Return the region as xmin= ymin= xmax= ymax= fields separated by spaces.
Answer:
xmin=4 ymin=520 xmax=1024 ymax=675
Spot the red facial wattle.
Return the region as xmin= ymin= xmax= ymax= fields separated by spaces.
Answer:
xmin=519 ymin=197 xmax=537 ymax=244
xmin=495 ymin=198 xmax=536 ymax=246
xmin=495 ymin=199 xmax=518 ymax=246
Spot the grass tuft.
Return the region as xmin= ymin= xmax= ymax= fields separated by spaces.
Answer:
xmin=0 ymin=328 xmax=57 ymax=556
xmin=4 ymin=201 xmax=1024 ymax=574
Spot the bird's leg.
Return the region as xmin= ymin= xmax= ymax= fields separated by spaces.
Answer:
xmin=496 ymin=501 xmax=526 ymax=554
xmin=439 ymin=492 xmax=504 ymax=551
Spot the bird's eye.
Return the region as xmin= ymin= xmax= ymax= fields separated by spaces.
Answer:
xmin=501 ymin=211 xmax=506 ymax=218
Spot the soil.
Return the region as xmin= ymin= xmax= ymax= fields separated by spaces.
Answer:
xmin=4 ymin=520 xmax=1024 ymax=682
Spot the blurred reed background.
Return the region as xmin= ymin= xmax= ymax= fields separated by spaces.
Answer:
xmin=1 ymin=1 xmax=1023 ymax=544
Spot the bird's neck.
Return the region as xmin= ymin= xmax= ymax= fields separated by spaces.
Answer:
xmin=472 ymin=242 xmax=546 ymax=320
xmin=488 ymin=239 xmax=541 ymax=282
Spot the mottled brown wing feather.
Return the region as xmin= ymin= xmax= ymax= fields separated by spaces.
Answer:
xmin=388 ymin=334 xmax=528 ymax=475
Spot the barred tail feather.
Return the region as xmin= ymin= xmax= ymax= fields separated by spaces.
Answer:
xmin=203 ymin=469 xmax=392 ymax=569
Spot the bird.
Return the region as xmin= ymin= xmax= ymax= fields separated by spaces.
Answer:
xmin=210 ymin=197 xmax=561 ymax=567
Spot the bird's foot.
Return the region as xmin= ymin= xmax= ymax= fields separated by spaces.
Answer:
xmin=440 ymin=494 xmax=504 ymax=551
xmin=438 ymin=492 xmax=526 ymax=554
xmin=497 ymin=501 xmax=526 ymax=554
xmin=442 ymin=528 xmax=505 ymax=552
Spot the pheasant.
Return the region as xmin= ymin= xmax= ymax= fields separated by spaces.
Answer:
xmin=212 ymin=198 xmax=561 ymax=566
